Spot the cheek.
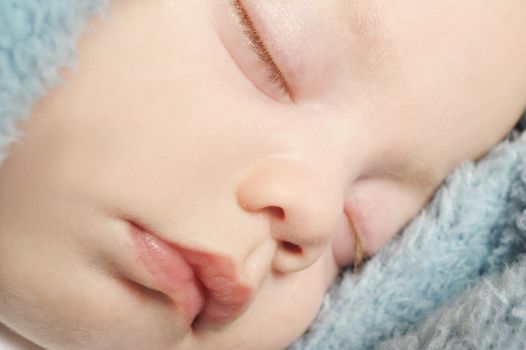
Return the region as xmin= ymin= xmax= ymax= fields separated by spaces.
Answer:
xmin=347 ymin=179 xmax=430 ymax=257
xmin=224 ymin=255 xmax=333 ymax=349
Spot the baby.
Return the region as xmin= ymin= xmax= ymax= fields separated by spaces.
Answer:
xmin=0 ymin=0 xmax=525 ymax=349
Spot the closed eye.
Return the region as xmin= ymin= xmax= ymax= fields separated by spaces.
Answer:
xmin=231 ymin=0 xmax=291 ymax=100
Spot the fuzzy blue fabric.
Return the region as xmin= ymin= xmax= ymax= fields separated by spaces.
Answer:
xmin=0 ymin=0 xmax=108 ymax=163
xmin=1 ymin=1 xmax=526 ymax=349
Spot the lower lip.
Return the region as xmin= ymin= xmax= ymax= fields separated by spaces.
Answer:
xmin=129 ymin=224 xmax=205 ymax=326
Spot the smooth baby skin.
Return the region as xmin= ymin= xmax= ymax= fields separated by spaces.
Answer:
xmin=0 ymin=0 xmax=525 ymax=349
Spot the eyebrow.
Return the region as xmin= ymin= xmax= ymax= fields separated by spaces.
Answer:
xmin=336 ymin=0 xmax=391 ymax=69
xmin=338 ymin=1 xmax=383 ymax=46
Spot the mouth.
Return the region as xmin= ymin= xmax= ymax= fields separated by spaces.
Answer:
xmin=128 ymin=221 xmax=254 ymax=330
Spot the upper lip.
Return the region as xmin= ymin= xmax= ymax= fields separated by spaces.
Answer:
xmin=128 ymin=221 xmax=254 ymax=330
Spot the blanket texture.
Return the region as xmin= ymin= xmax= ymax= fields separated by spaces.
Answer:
xmin=1 ymin=1 xmax=525 ymax=349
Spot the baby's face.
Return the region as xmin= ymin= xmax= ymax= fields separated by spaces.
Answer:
xmin=1 ymin=0 xmax=525 ymax=349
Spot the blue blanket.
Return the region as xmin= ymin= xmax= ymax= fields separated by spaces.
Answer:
xmin=2 ymin=1 xmax=525 ymax=349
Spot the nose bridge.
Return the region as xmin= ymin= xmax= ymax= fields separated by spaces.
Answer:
xmin=237 ymin=155 xmax=346 ymax=272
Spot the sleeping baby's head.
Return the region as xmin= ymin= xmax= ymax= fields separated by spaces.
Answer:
xmin=0 ymin=0 xmax=525 ymax=349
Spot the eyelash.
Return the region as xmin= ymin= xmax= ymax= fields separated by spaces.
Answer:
xmin=232 ymin=0 xmax=290 ymax=96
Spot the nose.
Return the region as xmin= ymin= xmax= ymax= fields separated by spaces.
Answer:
xmin=237 ymin=156 xmax=345 ymax=273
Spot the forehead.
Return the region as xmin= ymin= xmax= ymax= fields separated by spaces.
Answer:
xmin=335 ymin=0 xmax=525 ymax=48
xmin=331 ymin=0 xmax=526 ymax=88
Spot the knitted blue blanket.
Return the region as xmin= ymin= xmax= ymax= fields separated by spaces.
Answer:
xmin=1 ymin=2 xmax=525 ymax=349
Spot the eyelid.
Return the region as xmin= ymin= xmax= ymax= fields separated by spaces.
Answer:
xmin=231 ymin=0 xmax=291 ymax=97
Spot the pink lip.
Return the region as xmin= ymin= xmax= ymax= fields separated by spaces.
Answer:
xmin=128 ymin=222 xmax=253 ymax=329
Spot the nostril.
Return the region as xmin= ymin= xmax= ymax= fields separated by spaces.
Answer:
xmin=280 ymin=241 xmax=303 ymax=255
xmin=267 ymin=206 xmax=285 ymax=220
